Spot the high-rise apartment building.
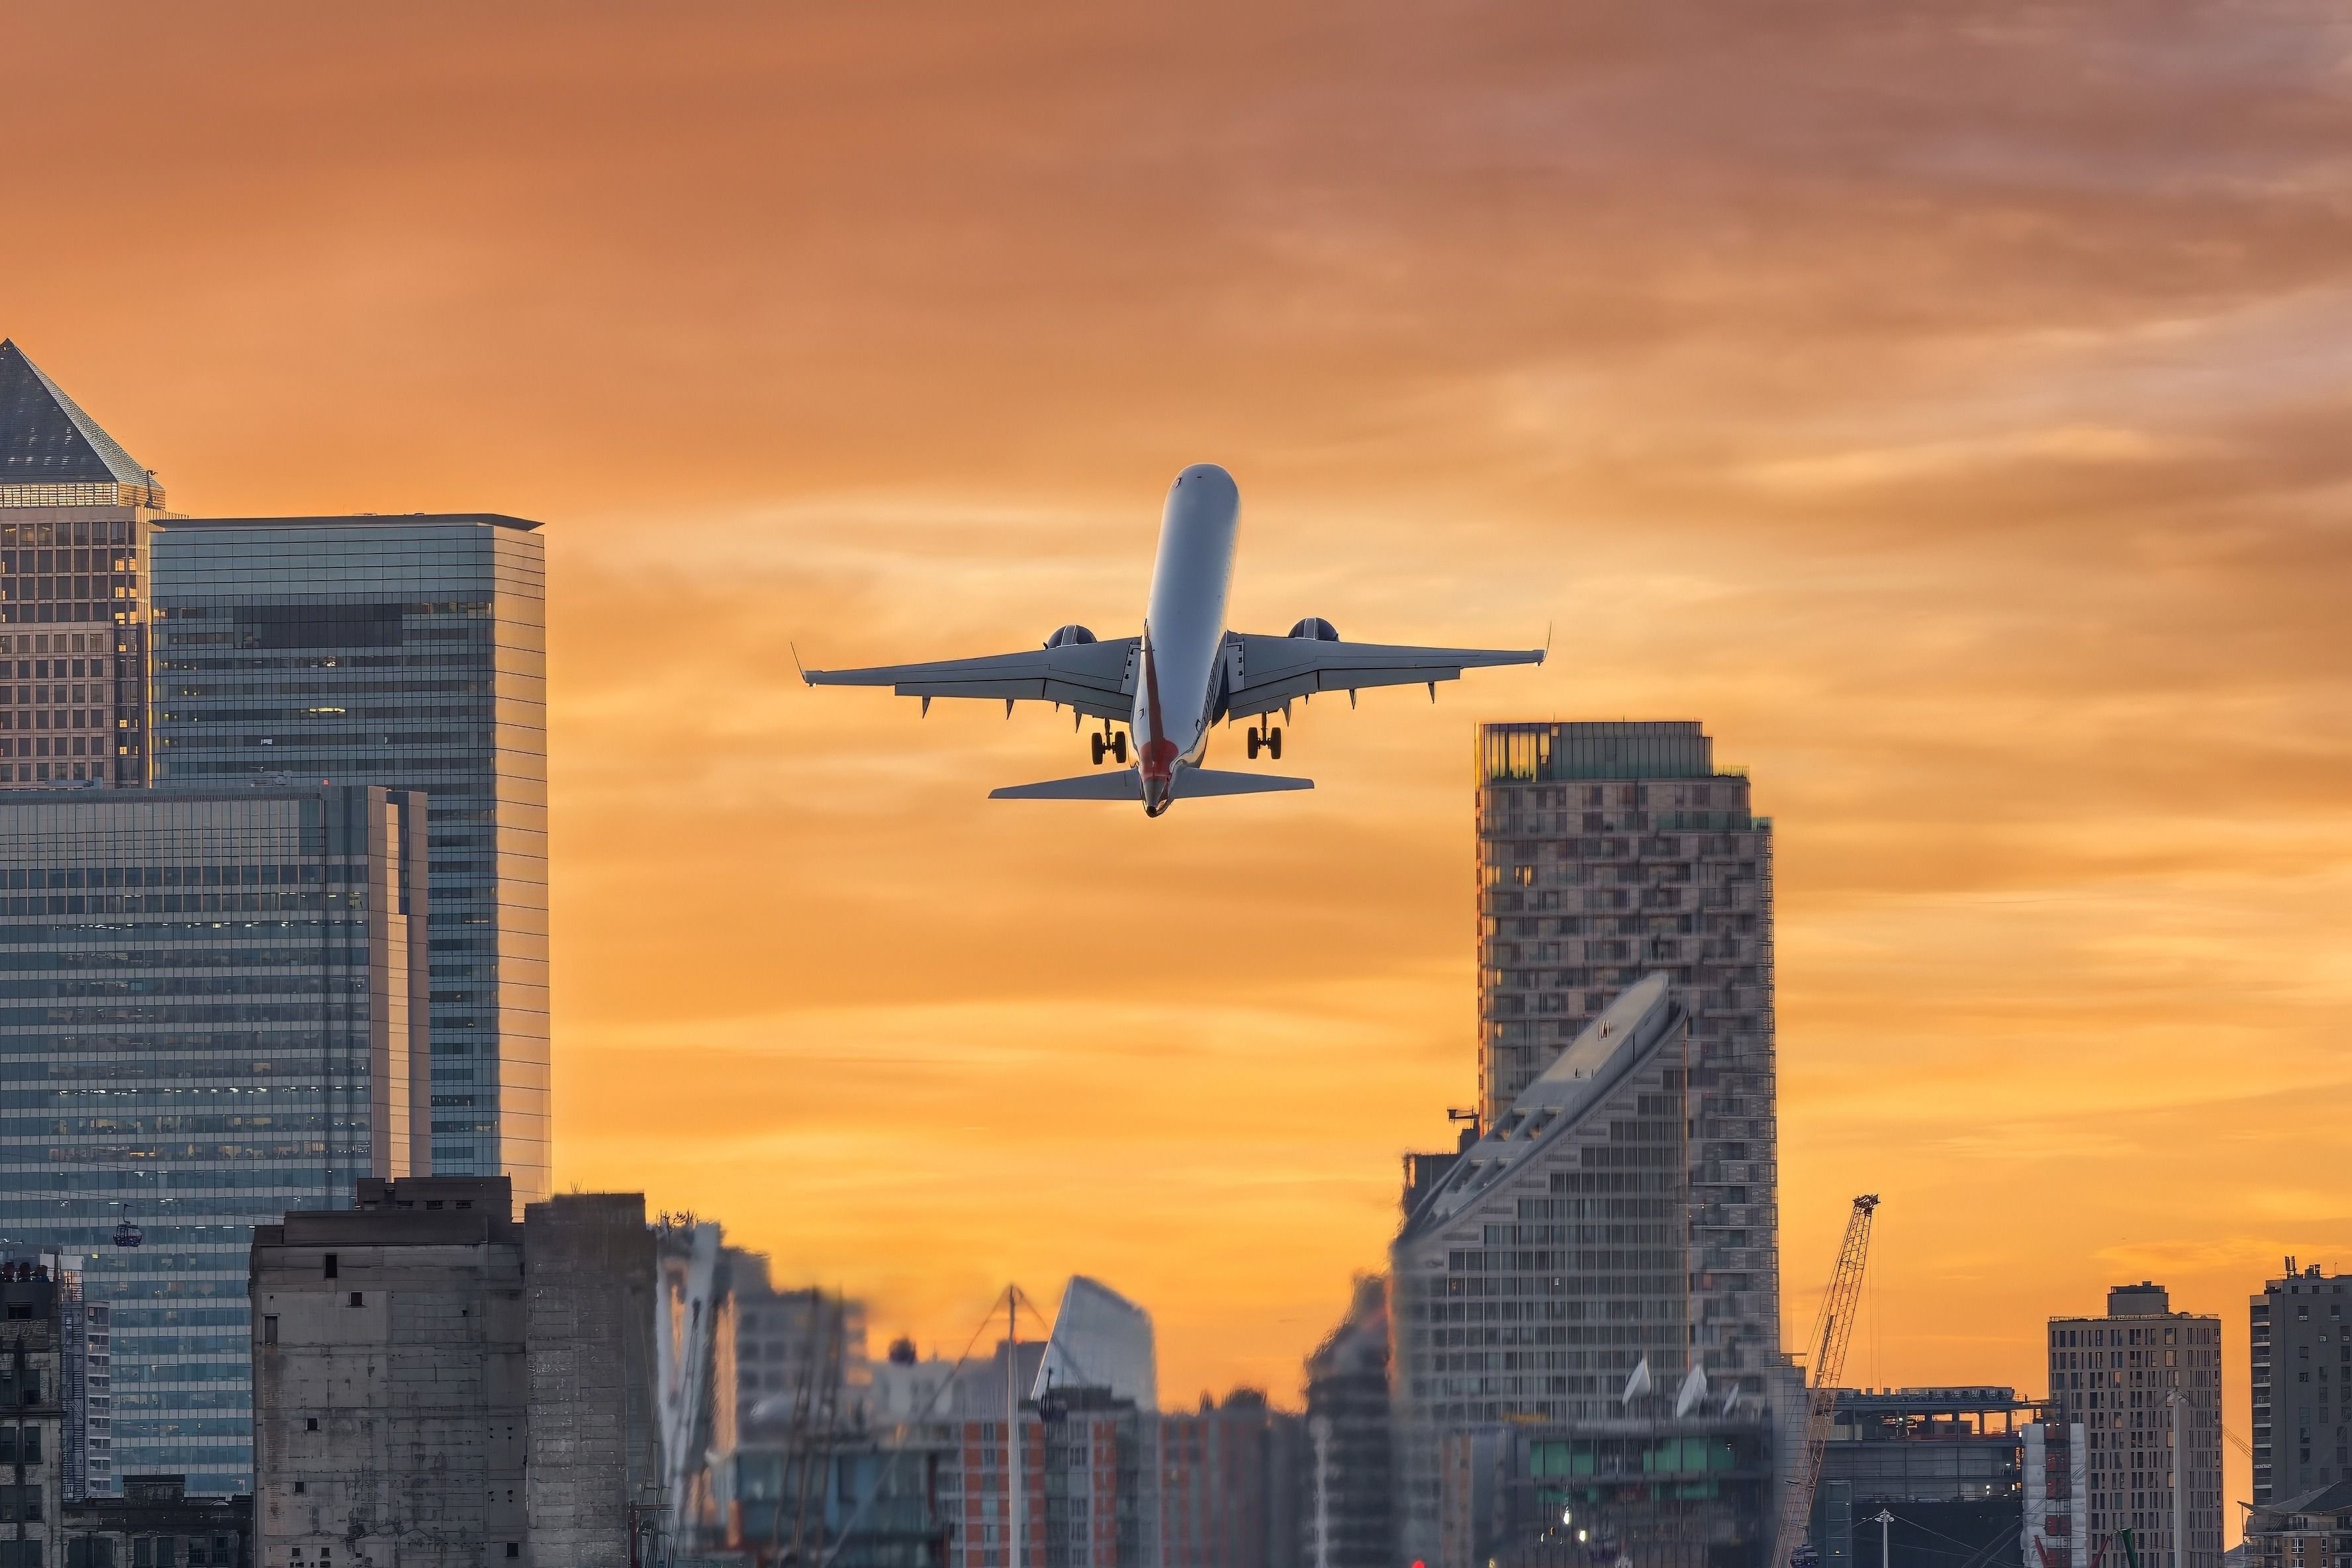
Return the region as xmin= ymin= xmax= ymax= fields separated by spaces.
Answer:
xmin=0 ymin=785 xmax=430 ymax=1494
xmin=0 ymin=340 xmax=167 ymax=788
xmin=2045 ymin=1283 xmax=2225 ymax=1568
xmin=1472 ymin=721 xmax=1779 ymax=1377
xmin=2251 ymin=1260 xmax=2352 ymax=1504
xmin=148 ymin=514 xmax=550 ymax=1203
xmin=1391 ymin=976 xmax=1777 ymax=1567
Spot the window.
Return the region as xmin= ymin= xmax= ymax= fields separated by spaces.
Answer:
xmin=263 ymin=1315 xmax=279 ymax=1347
xmin=306 ymin=1418 xmax=320 ymax=1432
xmin=506 ymin=1546 xmax=520 ymax=1559
xmin=323 ymin=1254 xmax=338 ymax=1279
xmin=349 ymin=1292 xmax=364 ymax=1308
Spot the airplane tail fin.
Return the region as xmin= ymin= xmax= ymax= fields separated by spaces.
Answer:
xmin=1172 ymin=768 xmax=1313 ymax=798
xmin=989 ymin=769 xmax=1142 ymax=801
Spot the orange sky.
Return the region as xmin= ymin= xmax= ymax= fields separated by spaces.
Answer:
xmin=9 ymin=0 xmax=2352 ymax=1523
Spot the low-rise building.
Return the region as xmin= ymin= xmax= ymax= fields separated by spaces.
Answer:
xmin=2245 ymin=1479 xmax=2352 ymax=1568
xmin=61 ymin=1473 xmax=250 ymax=1566
xmin=1810 ymin=1387 xmax=2052 ymax=1568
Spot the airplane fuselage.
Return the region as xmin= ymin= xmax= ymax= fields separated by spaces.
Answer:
xmin=1132 ymin=463 xmax=1240 ymax=815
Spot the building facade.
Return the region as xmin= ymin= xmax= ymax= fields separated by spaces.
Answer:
xmin=1156 ymin=1390 xmax=1300 ymax=1568
xmin=2253 ymin=1261 xmax=2352 ymax=1506
xmin=0 ymin=786 xmax=428 ymax=1495
xmin=61 ymin=1474 xmax=252 ymax=1567
xmin=2045 ymin=1283 xmax=2224 ymax=1568
xmin=0 ymin=1264 xmax=68 ymax=1568
xmin=0 ymin=340 xmax=169 ymax=790
xmin=1474 ymin=722 xmax=1779 ymax=1387
xmin=1392 ymin=976 xmax=1775 ymax=1567
xmin=148 ymin=514 xmax=549 ymax=1206
xmin=252 ymin=1177 xmax=663 ymax=1567
xmin=1301 ymin=1275 xmax=1392 ymax=1568
xmin=250 ymin=1176 xmax=528 ymax=1563
xmin=1809 ymin=1387 xmax=2051 ymax=1568
xmin=940 ymin=1388 xmax=1149 ymax=1568
xmin=2246 ymin=1479 xmax=2352 ymax=1568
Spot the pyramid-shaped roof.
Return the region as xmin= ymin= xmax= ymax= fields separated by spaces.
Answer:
xmin=0 ymin=339 xmax=158 ymax=494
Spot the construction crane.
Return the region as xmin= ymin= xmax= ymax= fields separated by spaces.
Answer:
xmin=1772 ymin=1194 xmax=1881 ymax=1568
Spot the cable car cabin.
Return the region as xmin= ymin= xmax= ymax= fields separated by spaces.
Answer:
xmin=113 ymin=1220 xmax=142 ymax=1248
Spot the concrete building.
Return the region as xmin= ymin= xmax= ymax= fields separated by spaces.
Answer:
xmin=148 ymin=512 xmax=549 ymax=1206
xmin=1157 ymin=1389 xmax=1301 ymax=1568
xmin=2252 ymin=1260 xmax=2352 ymax=1505
xmin=250 ymin=1177 xmax=664 ymax=1567
xmin=520 ymin=1193 xmax=662 ymax=1566
xmin=0 ymin=339 xmax=167 ymax=790
xmin=1391 ymin=975 xmax=1777 ymax=1568
xmin=2246 ymin=1479 xmax=2352 ymax=1568
xmin=2046 ymin=1283 xmax=2224 ymax=1568
xmin=250 ymin=1177 xmax=527 ymax=1563
xmin=53 ymin=1260 xmax=110 ymax=1503
xmin=0 ymin=784 xmax=429 ymax=1494
xmin=60 ymin=1474 xmax=252 ymax=1567
xmin=1809 ymin=1387 xmax=2055 ymax=1568
xmin=1301 ymin=1275 xmax=1392 ymax=1568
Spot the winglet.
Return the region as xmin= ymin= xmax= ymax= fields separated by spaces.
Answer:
xmin=791 ymin=643 xmax=812 ymax=687
xmin=1541 ymin=622 xmax=1552 ymax=665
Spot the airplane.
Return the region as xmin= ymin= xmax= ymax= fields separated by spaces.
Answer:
xmin=800 ymin=463 xmax=1544 ymax=817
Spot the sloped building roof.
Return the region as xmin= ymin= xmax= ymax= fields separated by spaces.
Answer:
xmin=0 ymin=339 xmax=160 ymax=500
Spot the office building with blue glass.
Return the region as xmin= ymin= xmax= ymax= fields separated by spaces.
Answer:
xmin=147 ymin=516 xmax=550 ymax=1207
xmin=0 ymin=785 xmax=429 ymax=1493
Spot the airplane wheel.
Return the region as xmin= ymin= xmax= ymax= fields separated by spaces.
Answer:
xmin=1090 ymin=733 xmax=1108 ymax=766
xmin=1267 ymin=727 xmax=1283 ymax=761
xmin=1247 ymin=728 xmax=1262 ymax=760
xmin=1112 ymin=731 xmax=1129 ymax=764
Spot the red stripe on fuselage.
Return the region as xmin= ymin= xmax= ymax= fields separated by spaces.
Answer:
xmin=1137 ymin=629 xmax=1180 ymax=780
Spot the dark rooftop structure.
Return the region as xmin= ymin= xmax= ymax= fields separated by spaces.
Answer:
xmin=0 ymin=340 xmax=163 ymax=508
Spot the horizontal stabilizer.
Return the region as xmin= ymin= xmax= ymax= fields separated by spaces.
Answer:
xmin=989 ymin=769 xmax=1142 ymax=801
xmin=1171 ymin=768 xmax=1313 ymax=798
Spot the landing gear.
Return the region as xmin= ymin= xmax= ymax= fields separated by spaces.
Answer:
xmin=1247 ymin=725 xmax=1283 ymax=761
xmin=1091 ymin=729 xmax=1130 ymax=766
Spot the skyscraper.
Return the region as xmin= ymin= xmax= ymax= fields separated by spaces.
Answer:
xmin=148 ymin=515 xmax=550 ymax=1204
xmin=2251 ymin=1260 xmax=2352 ymax=1505
xmin=1474 ymin=721 xmax=1779 ymax=1371
xmin=1390 ymin=976 xmax=1778 ymax=1567
xmin=0 ymin=785 xmax=430 ymax=1493
xmin=2045 ymin=1283 xmax=2224 ymax=1568
xmin=0 ymin=340 xmax=167 ymax=787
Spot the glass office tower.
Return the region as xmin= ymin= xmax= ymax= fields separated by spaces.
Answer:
xmin=0 ymin=338 xmax=169 ymax=786
xmin=146 ymin=516 xmax=549 ymax=1207
xmin=0 ymin=785 xmax=428 ymax=1493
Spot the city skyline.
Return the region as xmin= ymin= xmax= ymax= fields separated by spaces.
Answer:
xmin=7 ymin=1 xmax=2351 ymax=1539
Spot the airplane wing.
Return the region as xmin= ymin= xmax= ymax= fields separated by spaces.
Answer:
xmin=1222 ymin=632 xmax=1544 ymax=721
xmin=800 ymin=637 xmax=1139 ymax=721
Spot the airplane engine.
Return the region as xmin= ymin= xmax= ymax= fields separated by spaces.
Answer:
xmin=1043 ymin=623 xmax=1098 ymax=648
xmin=1287 ymin=616 xmax=1341 ymax=641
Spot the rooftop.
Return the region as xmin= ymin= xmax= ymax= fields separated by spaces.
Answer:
xmin=1482 ymin=720 xmax=1728 ymax=783
xmin=155 ymin=512 xmax=540 ymax=531
xmin=0 ymin=340 xmax=163 ymax=508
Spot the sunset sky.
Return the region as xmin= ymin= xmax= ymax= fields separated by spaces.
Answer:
xmin=9 ymin=0 xmax=2352 ymax=1522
